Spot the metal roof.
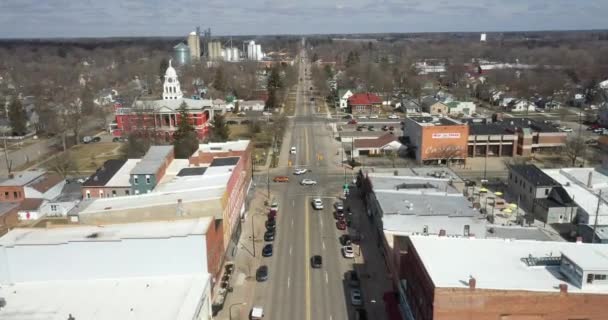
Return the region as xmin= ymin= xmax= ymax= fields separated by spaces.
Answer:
xmin=131 ymin=146 xmax=173 ymax=175
xmin=510 ymin=164 xmax=559 ymax=187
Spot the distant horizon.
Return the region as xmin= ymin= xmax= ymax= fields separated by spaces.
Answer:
xmin=1 ymin=28 xmax=607 ymax=41
xmin=1 ymin=0 xmax=606 ymax=39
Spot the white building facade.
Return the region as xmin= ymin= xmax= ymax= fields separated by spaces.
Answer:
xmin=163 ymin=60 xmax=183 ymax=100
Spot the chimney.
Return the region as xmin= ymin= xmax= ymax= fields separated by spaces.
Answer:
xmin=559 ymin=283 xmax=568 ymax=294
xmin=468 ymin=277 xmax=476 ymax=290
xmin=587 ymin=171 xmax=593 ymax=188
xmin=576 ymin=236 xmax=583 ymax=244
xmin=439 ymin=229 xmax=446 ymax=237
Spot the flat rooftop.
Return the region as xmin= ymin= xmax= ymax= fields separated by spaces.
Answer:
xmin=0 ymin=273 xmax=209 ymax=320
xmin=194 ymin=140 xmax=250 ymax=154
xmin=466 ymin=117 xmax=560 ymax=135
xmin=369 ymin=175 xmax=460 ymax=195
xmin=408 ymin=116 xmax=462 ymax=126
xmin=0 ymin=170 xmax=45 ymax=187
xmin=0 ymin=218 xmax=212 ymax=246
xmin=131 ymin=146 xmax=173 ymax=175
xmin=105 ymin=159 xmax=141 ymax=187
xmin=410 ymin=236 xmax=608 ymax=293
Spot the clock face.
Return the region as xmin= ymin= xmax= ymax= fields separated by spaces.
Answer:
xmin=168 ymin=78 xmax=173 ymax=83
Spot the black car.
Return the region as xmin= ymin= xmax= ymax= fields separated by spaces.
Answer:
xmin=354 ymin=308 xmax=368 ymax=320
xmin=367 ymin=126 xmax=374 ymax=131
xmin=256 ymin=265 xmax=269 ymax=282
xmin=347 ymin=270 xmax=360 ymax=287
xmin=92 ymin=136 xmax=101 ymax=142
xmin=264 ymin=230 xmax=275 ymax=241
xmin=311 ymin=255 xmax=322 ymax=268
xmin=266 ymin=219 xmax=276 ymax=230
xmin=382 ymin=125 xmax=389 ymax=131
xmin=262 ymin=244 xmax=273 ymax=257
xmin=339 ymin=234 xmax=352 ymax=246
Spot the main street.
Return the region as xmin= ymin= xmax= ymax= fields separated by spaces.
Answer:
xmin=250 ymin=43 xmax=357 ymax=320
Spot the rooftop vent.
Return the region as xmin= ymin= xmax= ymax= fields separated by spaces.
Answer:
xmin=86 ymin=232 xmax=100 ymax=239
xmin=521 ymin=254 xmax=561 ymax=267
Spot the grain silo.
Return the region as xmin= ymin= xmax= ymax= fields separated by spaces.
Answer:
xmin=173 ymin=43 xmax=190 ymax=66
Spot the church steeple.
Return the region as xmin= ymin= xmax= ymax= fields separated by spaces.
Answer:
xmin=162 ymin=59 xmax=183 ymax=100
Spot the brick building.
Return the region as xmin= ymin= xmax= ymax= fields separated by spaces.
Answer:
xmin=347 ymin=93 xmax=382 ymax=115
xmin=402 ymin=116 xmax=469 ymax=165
xmin=395 ymin=236 xmax=608 ymax=320
xmin=0 ymin=170 xmax=64 ymax=203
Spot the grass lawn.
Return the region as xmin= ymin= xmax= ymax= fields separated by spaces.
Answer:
xmin=50 ymin=142 xmax=122 ymax=174
xmin=229 ymin=124 xmax=252 ymax=140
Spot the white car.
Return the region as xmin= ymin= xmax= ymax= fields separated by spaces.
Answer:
xmin=350 ymin=289 xmax=363 ymax=306
xmin=334 ymin=202 xmax=344 ymax=212
xmin=312 ymin=198 xmax=324 ymax=210
xmin=369 ymin=115 xmax=379 ymax=119
xmin=388 ymin=114 xmax=399 ymax=119
xmin=293 ymin=168 xmax=308 ymax=175
xmin=357 ymin=115 xmax=367 ymax=119
xmin=342 ymin=245 xmax=355 ymax=258
xmin=290 ymin=146 xmax=297 ymax=154
xmin=262 ymin=111 xmax=272 ymax=116
xmin=301 ymin=179 xmax=317 ymax=186
xmin=560 ymin=127 xmax=573 ymax=132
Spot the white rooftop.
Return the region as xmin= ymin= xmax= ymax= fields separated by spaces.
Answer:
xmin=105 ymin=159 xmax=141 ymax=187
xmin=410 ymin=236 xmax=608 ymax=294
xmin=0 ymin=218 xmax=212 ymax=246
xmin=0 ymin=170 xmax=45 ymax=186
xmin=0 ymin=273 xmax=209 ymax=320
xmin=543 ymin=168 xmax=608 ymax=225
xmin=134 ymin=98 xmax=213 ymax=112
xmin=194 ymin=140 xmax=250 ymax=155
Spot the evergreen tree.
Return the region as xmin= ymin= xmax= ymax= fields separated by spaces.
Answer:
xmin=172 ymin=102 xmax=199 ymax=158
xmin=213 ymin=66 xmax=226 ymax=92
xmin=80 ymin=86 xmax=95 ymax=114
xmin=209 ymin=113 xmax=230 ymax=142
xmin=8 ymin=97 xmax=27 ymax=136
xmin=265 ymin=88 xmax=277 ymax=110
xmin=159 ymin=58 xmax=169 ymax=83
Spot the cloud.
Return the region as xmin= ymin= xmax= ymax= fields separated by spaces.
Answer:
xmin=0 ymin=0 xmax=605 ymax=38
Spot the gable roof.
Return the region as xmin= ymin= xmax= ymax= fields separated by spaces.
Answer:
xmin=510 ymin=164 xmax=559 ymax=187
xmin=82 ymin=160 xmax=127 ymax=187
xmin=348 ymin=93 xmax=382 ymax=106
xmin=28 ymin=173 xmax=64 ymax=193
xmin=354 ymin=133 xmax=398 ymax=149
xmin=18 ymin=198 xmax=44 ymax=211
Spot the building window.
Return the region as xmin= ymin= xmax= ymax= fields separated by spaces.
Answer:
xmin=86 ymin=190 xmax=91 ymax=199
xmin=595 ymin=274 xmax=607 ymax=280
xmin=4 ymin=192 xmax=8 ymax=198
xmin=112 ymin=190 xmax=117 ymax=197
xmin=13 ymin=191 xmax=18 ymax=198
xmin=134 ymin=176 xmax=139 ymax=185
xmin=125 ymin=190 xmax=130 ymax=195
xmin=529 ymin=187 xmax=532 ymax=193
xmin=135 ymin=190 xmax=140 ymax=195
xmin=545 ymin=189 xmax=549 ymax=195
xmin=587 ymin=274 xmax=594 ymax=284
xmin=146 ymin=175 xmax=151 ymax=184
xmin=51 ymin=205 xmax=58 ymax=212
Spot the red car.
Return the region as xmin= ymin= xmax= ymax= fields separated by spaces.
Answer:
xmin=336 ymin=220 xmax=347 ymax=230
xmin=348 ymin=119 xmax=358 ymax=125
xmin=268 ymin=210 xmax=277 ymax=219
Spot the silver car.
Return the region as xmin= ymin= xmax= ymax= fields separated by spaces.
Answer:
xmin=350 ymin=288 xmax=363 ymax=306
xmin=301 ymin=179 xmax=317 ymax=186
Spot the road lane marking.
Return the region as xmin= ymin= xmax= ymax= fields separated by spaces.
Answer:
xmin=325 ymin=271 xmax=329 ymax=284
xmin=305 ymin=196 xmax=311 ymax=320
xmin=292 ymin=200 xmax=295 ymax=207
xmin=329 ymin=315 xmax=333 ymax=320
xmin=290 ymin=246 xmax=293 ymax=256
xmin=291 ymin=219 xmax=294 ymax=228
xmin=322 ymin=240 xmax=326 ymax=250
xmin=288 ymin=276 xmax=291 ymax=289
xmin=319 ymin=215 xmax=323 ymax=228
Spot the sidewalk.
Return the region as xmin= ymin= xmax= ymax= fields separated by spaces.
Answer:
xmin=213 ymin=188 xmax=271 ymax=320
xmin=347 ymin=187 xmax=393 ymax=320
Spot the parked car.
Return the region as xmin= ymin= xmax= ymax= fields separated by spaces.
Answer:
xmin=350 ymin=289 xmax=363 ymax=306
xmin=369 ymin=115 xmax=379 ymax=119
xmin=293 ymin=168 xmax=308 ymax=175
xmin=342 ymin=245 xmax=355 ymax=258
xmin=273 ymin=176 xmax=289 ymax=183
xmin=264 ymin=230 xmax=275 ymax=241
xmin=301 ymin=179 xmax=317 ymax=186
xmin=311 ymin=255 xmax=323 ymax=268
xmin=346 ymin=270 xmax=360 ymax=287
xmin=354 ymin=308 xmax=368 ymax=320
xmin=389 ymin=126 xmax=395 ymax=131
xmin=382 ymin=125 xmax=389 ymax=131
xmin=112 ymin=137 xmax=128 ymax=143
xmin=560 ymin=127 xmax=573 ymax=132
xmin=357 ymin=115 xmax=367 ymax=119
xmin=312 ymin=198 xmax=324 ymax=210
xmin=290 ymin=146 xmax=297 ymax=154
xmin=339 ymin=234 xmax=352 ymax=246
xmin=334 ymin=202 xmax=344 ymax=212
xmin=388 ymin=114 xmax=399 ymax=119
xmin=336 ymin=220 xmax=347 ymax=230
xmin=262 ymin=244 xmax=273 ymax=257
xmin=270 ymin=201 xmax=279 ymax=212
xmin=256 ymin=265 xmax=269 ymax=281
xmin=334 ymin=211 xmax=345 ymax=220
xmin=356 ymin=126 xmax=364 ymax=131
xmin=348 ymin=119 xmax=358 ymax=125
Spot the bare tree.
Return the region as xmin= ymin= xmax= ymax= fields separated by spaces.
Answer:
xmin=564 ymin=135 xmax=587 ymax=166
xmin=427 ymin=145 xmax=466 ymax=167
xmin=49 ymin=151 xmax=78 ymax=178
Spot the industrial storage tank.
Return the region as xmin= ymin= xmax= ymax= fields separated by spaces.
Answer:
xmin=173 ymin=42 xmax=191 ymax=66
xmin=232 ymin=48 xmax=239 ymax=61
xmin=255 ymin=44 xmax=262 ymax=61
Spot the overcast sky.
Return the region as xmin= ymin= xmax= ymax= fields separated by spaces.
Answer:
xmin=0 ymin=0 xmax=606 ymax=38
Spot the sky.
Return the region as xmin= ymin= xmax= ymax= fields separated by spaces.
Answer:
xmin=0 ymin=0 xmax=606 ymax=38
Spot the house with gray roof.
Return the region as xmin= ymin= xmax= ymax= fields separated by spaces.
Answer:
xmin=130 ymin=146 xmax=174 ymax=194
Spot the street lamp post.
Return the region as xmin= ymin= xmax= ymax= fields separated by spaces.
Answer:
xmin=228 ymin=302 xmax=246 ymax=320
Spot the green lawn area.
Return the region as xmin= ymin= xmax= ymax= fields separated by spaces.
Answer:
xmin=229 ymin=124 xmax=252 ymax=140
xmin=53 ymin=142 xmax=122 ymax=173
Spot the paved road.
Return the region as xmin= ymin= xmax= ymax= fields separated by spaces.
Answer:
xmin=251 ymin=44 xmax=357 ymax=320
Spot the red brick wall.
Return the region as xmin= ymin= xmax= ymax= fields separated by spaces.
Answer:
xmin=434 ymin=287 xmax=608 ymax=320
xmin=536 ymin=133 xmax=567 ymax=145
xmin=155 ymin=150 xmax=175 ymax=182
xmin=81 ymin=186 xmax=132 ymax=198
xmin=0 ymin=186 xmax=25 ymax=202
xmin=400 ymin=237 xmax=436 ymax=320
xmin=205 ymin=217 xmax=225 ymax=283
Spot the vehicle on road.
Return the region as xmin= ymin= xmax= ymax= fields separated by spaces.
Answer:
xmin=301 ymin=179 xmax=317 ymax=186
xmin=112 ymin=137 xmax=128 ymax=143
xmin=357 ymin=115 xmax=367 ymax=119
xmin=250 ymin=306 xmax=264 ymax=320
xmin=369 ymin=115 xmax=379 ymax=119
xmin=348 ymin=119 xmax=358 ymax=125
xmin=334 ymin=202 xmax=344 ymax=212
xmin=311 ymin=255 xmax=323 ymax=268
xmin=350 ymin=289 xmax=363 ymax=306
xmin=264 ymin=230 xmax=275 ymax=241
xmin=389 ymin=126 xmax=395 ymax=131
xmin=560 ymin=127 xmax=573 ymax=132
xmin=346 ymin=270 xmax=360 ymax=287
xmin=339 ymin=234 xmax=352 ymax=246
xmin=367 ymin=125 xmax=374 ymax=131
xmin=382 ymin=125 xmax=388 ymax=131
xmin=356 ymin=126 xmax=364 ymax=131
xmin=312 ymin=198 xmax=324 ymax=210
xmin=336 ymin=220 xmax=347 ymax=230
xmin=290 ymin=146 xmax=297 ymax=154
xmin=262 ymin=244 xmax=273 ymax=257
xmin=256 ymin=265 xmax=269 ymax=282
xmin=82 ymin=136 xmax=101 ymax=144
xmin=293 ymin=168 xmax=308 ymax=175
xmin=334 ymin=211 xmax=345 ymax=220
xmin=342 ymin=245 xmax=355 ymax=258
xmin=273 ymin=176 xmax=289 ymax=183
xmin=388 ymin=114 xmax=399 ymax=119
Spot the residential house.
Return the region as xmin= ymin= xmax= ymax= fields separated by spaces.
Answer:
xmin=239 ymin=100 xmax=265 ymax=111
xmin=39 ymin=180 xmax=83 ymax=218
xmin=17 ymin=198 xmax=44 ymax=221
xmin=446 ymin=101 xmax=476 ymax=116
xmin=347 ymin=93 xmax=382 ymax=115
xmin=0 ymin=170 xmax=64 ymax=203
xmin=130 ymin=146 xmax=174 ymax=194
xmin=352 ymin=133 xmax=403 ymax=157
xmin=420 ymin=97 xmax=448 ymax=115
xmin=507 ymin=99 xmax=535 ymax=112
xmin=81 ymin=159 xmax=128 ymax=199
xmin=397 ymin=98 xmax=421 ymax=114
xmin=337 ymin=89 xmax=354 ymax=110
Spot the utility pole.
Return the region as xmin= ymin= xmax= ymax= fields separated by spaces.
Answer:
xmin=592 ymin=190 xmax=602 ymax=243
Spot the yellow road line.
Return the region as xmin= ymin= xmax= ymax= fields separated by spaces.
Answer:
xmin=305 ymin=195 xmax=311 ymax=320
